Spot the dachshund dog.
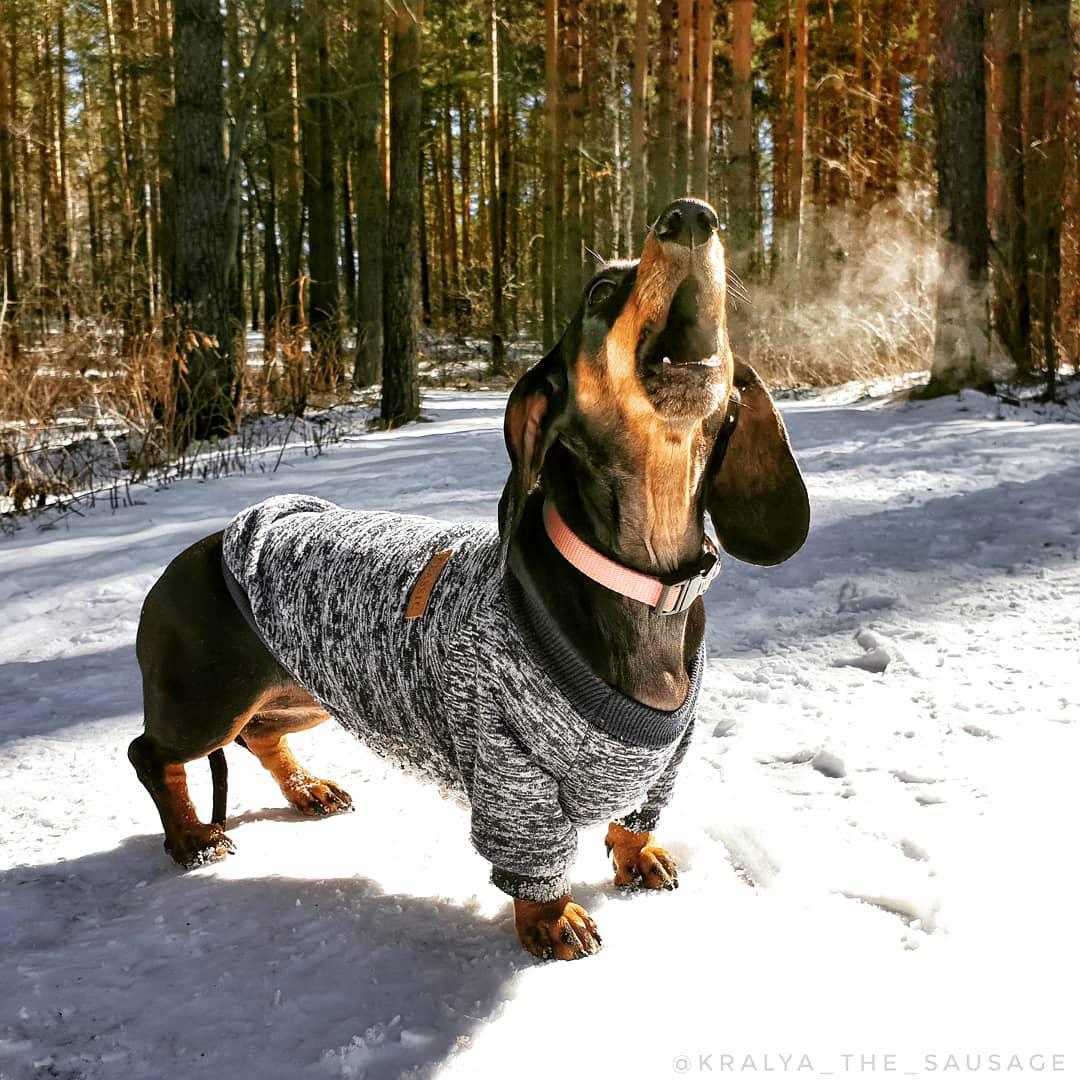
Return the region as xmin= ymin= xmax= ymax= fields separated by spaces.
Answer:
xmin=129 ymin=198 xmax=809 ymax=961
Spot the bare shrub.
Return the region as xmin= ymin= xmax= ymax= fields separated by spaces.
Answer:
xmin=0 ymin=301 xmax=355 ymax=520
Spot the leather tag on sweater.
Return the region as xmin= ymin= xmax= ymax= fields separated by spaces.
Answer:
xmin=405 ymin=549 xmax=454 ymax=620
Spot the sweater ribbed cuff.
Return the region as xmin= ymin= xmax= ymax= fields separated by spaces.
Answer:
xmin=490 ymin=866 xmax=569 ymax=903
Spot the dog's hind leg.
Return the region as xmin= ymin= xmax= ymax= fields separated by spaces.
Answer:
xmin=128 ymin=734 xmax=236 ymax=867
xmin=132 ymin=531 xmax=294 ymax=867
xmin=239 ymin=700 xmax=353 ymax=817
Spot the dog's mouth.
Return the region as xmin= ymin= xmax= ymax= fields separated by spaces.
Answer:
xmin=636 ymin=276 xmax=724 ymax=381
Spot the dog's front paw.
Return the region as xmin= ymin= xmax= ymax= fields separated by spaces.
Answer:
xmin=514 ymin=895 xmax=602 ymax=961
xmin=283 ymin=773 xmax=354 ymax=816
xmin=605 ymin=822 xmax=678 ymax=890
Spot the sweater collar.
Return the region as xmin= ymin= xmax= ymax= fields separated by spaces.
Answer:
xmin=504 ymin=544 xmax=702 ymax=750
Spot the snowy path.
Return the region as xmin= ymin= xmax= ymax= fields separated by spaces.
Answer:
xmin=1 ymin=389 xmax=1078 ymax=1080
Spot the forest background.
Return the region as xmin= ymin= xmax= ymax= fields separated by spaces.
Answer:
xmin=0 ymin=0 xmax=1077 ymax=511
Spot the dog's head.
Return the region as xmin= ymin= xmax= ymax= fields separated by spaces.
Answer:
xmin=501 ymin=198 xmax=810 ymax=572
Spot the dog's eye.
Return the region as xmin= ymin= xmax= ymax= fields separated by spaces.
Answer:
xmin=587 ymin=279 xmax=616 ymax=308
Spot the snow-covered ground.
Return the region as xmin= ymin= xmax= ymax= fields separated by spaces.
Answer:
xmin=1 ymin=385 xmax=1078 ymax=1080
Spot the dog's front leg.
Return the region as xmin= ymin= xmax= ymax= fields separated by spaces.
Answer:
xmin=513 ymin=894 xmax=602 ymax=961
xmin=605 ymin=822 xmax=679 ymax=890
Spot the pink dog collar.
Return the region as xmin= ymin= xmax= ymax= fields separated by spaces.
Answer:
xmin=542 ymin=500 xmax=720 ymax=615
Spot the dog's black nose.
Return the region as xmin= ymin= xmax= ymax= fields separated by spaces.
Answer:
xmin=655 ymin=198 xmax=719 ymax=248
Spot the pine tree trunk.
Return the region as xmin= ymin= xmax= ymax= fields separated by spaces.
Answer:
xmin=503 ymin=93 xmax=518 ymax=331
xmin=260 ymin=125 xmax=283 ymax=355
xmin=542 ymin=0 xmax=559 ymax=348
xmin=675 ymin=0 xmax=692 ymax=196
xmin=629 ymin=0 xmax=648 ymax=246
xmin=380 ymin=0 xmax=423 ymax=427
xmin=79 ymin=45 xmax=101 ymax=308
xmin=247 ymin=198 xmax=259 ymax=331
xmin=459 ymin=91 xmax=472 ymax=280
xmin=1026 ymin=0 xmax=1073 ymax=396
xmin=432 ymin=143 xmax=448 ymax=317
xmin=582 ymin=0 xmax=599 ymax=257
xmin=0 ymin=8 xmax=17 ymax=353
xmin=443 ymin=87 xmax=459 ymax=293
xmin=988 ymin=0 xmax=1030 ymax=375
xmin=123 ymin=0 xmax=151 ymax=327
xmin=728 ymin=0 xmax=754 ymax=358
xmin=691 ymin=0 xmax=713 ymax=200
xmin=558 ymin=0 xmax=584 ymax=324
xmin=878 ymin=0 xmax=901 ymax=198
xmin=54 ymin=1 xmax=70 ymax=325
xmin=418 ymin=143 xmax=431 ymax=325
xmin=103 ymin=0 xmax=133 ymax=257
xmin=303 ymin=0 xmax=341 ymax=388
xmin=772 ymin=0 xmax=791 ymax=268
xmin=172 ymin=0 xmax=236 ymax=443
xmin=790 ymin=0 xmax=807 ymax=267
xmin=341 ymin=155 xmax=356 ymax=327
xmin=37 ymin=16 xmax=57 ymax=319
xmin=607 ymin=0 xmax=624 ymax=257
xmin=284 ymin=13 xmax=304 ymax=327
xmin=913 ymin=0 xmax=932 ymax=180
xmin=927 ymin=0 xmax=991 ymax=394
xmin=353 ymin=0 xmax=384 ymax=386
xmin=653 ymin=0 xmax=676 ymax=218
xmin=476 ymin=114 xmax=488 ymax=259
xmin=487 ymin=0 xmax=506 ymax=373
xmin=851 ymin=0 xmax=864 ymax=199
xmin=729 ymin=0 xmax=754 ymax=267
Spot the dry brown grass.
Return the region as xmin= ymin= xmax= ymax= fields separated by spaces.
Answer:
xmin=0 ymin=311 xmax=350 ymax=518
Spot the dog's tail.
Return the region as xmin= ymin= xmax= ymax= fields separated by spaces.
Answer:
xmin=209 ymin=748 xmax=228 ymax=826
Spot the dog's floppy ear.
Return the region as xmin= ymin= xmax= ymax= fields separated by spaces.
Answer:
xmin=498 ymin=346 xmax=569 ymax=570
xmin=705 ymin=362 xmax=810 ymax=566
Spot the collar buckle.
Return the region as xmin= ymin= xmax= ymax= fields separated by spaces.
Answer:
xmin=654 ymin=544 xmax=721 ymax=616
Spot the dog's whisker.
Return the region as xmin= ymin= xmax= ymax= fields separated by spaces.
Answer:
xmin=726 ymin=267 xmax=753 ymax=306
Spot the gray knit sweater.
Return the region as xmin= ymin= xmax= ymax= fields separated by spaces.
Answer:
xmin=222 ymin=494 xmax=700 ymax=902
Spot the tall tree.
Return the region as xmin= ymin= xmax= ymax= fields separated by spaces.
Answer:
xmin=0 ymin=6 xmax=17 ymax=353
xmin=927 ymin=0 xmax=991 ymax=393
xmin=913 ymin=0 xmax=933 ymax=179
xmin=487 ymin=0 xmax=505 ymax=373
xmin=443 ymin=87 xmax=459 ymax=295
xmin=728 ymin=0 xmax=754 ymax=357
xmin=772 ymin=0 xmax=791 ymax=266
xmin=691 ymin=0 xmax=713 ymax=199
xmin=303 ymin=0 xmax=341 ymax=386
xmin=381 ymin=0 xmax=423 ymax=427
xmin=789 ymin=0 xmax=807 ymax=267
xmin=628 ymin=0 xmax=648 ymax=243
xmin=674 ymin=0 xmax=692 ymax=195
xmin=1026 ymin=0 xmax=1074 ymax=397
xmin=558 ymin=0 xmax=584 ymax=323
xmin=353 ymin=0 xmax=384 ymax=386
xmin=653 ymin=0 xmax=676 ymax=217
xmin=988 ymin=0 xmax=1030 ymax=376
xmin=172 ymin=0 xmax=236 ymax=442
xmin=729 ymin=0 xmax=754 ymax=266
xmin=542 ymin=0 xmax=559 ymax=347
xmin=283 ymin=11 xmax=304 ymax=327
xmin=459 ymin=91 xmax=472 ymax=277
